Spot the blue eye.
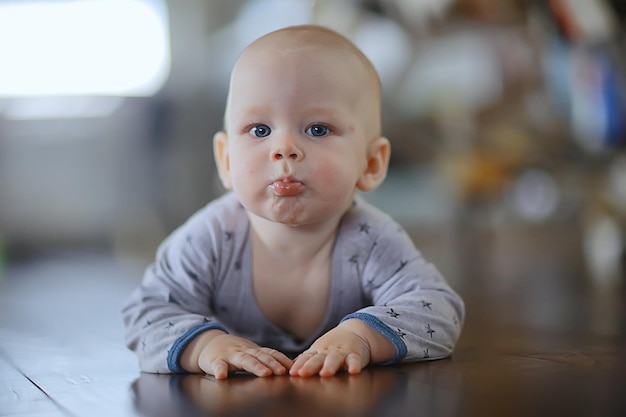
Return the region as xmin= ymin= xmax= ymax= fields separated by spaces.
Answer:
xmin=306 ymin=124 xmax=330 ymax=137
xmin=249 ymin=124 xmax=271 ymax=138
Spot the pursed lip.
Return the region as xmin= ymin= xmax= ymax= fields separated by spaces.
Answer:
xmin=269 ymin=177 xmax=304 ymax=196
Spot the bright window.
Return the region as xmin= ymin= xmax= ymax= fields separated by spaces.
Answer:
xmin=0 ymin=0 xmax=171 ymax=97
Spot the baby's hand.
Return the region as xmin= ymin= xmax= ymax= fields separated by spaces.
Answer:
xmin=289 ymin=324 xmax=371 ymax=377
xmin=182 ymin=331 xmax=292 ymax=379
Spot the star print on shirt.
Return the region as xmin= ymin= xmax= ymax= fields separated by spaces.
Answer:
xmin=349 ymin=254 xmax=362 ymax=277
xmin=421 ymin=300 xmax=432 ymax=310
xmin=166 ymin=322 xmax=174 ymax=329
xmin=423 ymin=349 xmax=430 ymax=359
xmin=143 ymin=320 xmax=152 ymax=329
xmin=426 ymin=324 xmax=435 ymax=338
xmin=387 ymin=260 xmax=408 ymax=280
xmin=359 ymin=222 xmax=370 ymax=234
xmin=396 ymin=328 xmax=407 ymax=339
xmin=167 ymin=294 xmax=180 ymax=306
xmin=224 ymin=231 xmax=233 ymax=241
xmin=386 ymin=308 xmax=400 ymax=318
xmin=234 ymin=260 xmax=242 ymax=271
xmin=365 ymin=278 xmax=380 ymax=290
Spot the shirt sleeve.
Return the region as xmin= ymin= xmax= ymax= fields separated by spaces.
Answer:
xmin=121 ymin=210 xmax=227 ymax=374
xmin=342 ymin=216 xmax=465 ymax=364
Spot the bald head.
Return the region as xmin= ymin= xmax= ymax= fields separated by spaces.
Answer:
xmin=245 ymin=25 xmax=380 ymax=86
xmin=225 ymin=25 xmax=382 ymax=139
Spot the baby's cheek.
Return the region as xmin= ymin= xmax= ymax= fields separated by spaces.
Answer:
xmin=327 ymin=156 xmax=361 ymax=182
xmin=314 ymin=165 xmax=344 ymax=184
xmin=232 ymin=157 xmax=260 ymax=178
xmin=230 ymin=164 xmax=260 ymax=193
xmin=314 ymin=164 xmax=357 ymax=197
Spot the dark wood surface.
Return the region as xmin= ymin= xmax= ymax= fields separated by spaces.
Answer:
xmin=1 ymin=249 xmax=625 ymax=417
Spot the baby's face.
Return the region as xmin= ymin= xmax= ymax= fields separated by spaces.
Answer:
xmin=221 ymin=30 xmax=381 ymax=228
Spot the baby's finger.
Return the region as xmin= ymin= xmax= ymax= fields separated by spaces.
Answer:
xmin=253 ymin=349 xmax=288 ymax=375
xmin=318 ymin=351 xmax=347 ymax=377
xmin=209 ymin=359 xmax=230 ymax=380
xmin=290 ymin=353 xmax=325 ymax=377
xmin=288 ymin=353 xmax=308 ymax=376
xmin=266 ymin=348 xmax=294 ymax=368
xmin=231 ymin=352 xmax=273 ymax=377
xmin=345 ymin=353 xmax=365 ymax=375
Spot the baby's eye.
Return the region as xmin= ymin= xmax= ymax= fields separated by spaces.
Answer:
xmin=249 ymin=124 xmax=271 ymax=138
xmin=306 ymin=124 xmax=330 ymax=137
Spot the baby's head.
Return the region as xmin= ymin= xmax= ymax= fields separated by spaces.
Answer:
xmin=214 ymin=25 xmax=390 ymax=227
xmin=226 ymin=25 xmax=383 ymax=142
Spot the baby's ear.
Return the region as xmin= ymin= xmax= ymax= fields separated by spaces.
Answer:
xmin=357 ymin=136 xmax=390 ymax=192
xmin=213 ymin=131 xmax=233 ymax=189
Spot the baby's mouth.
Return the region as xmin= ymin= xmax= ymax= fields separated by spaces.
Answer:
xmin=269 ymin=178 xmax=304 ymax=196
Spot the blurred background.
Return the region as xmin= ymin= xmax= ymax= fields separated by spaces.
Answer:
xmin=0 ymin=0 xmax=625 ymax=335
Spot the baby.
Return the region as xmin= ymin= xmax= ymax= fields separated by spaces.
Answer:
xmin=122 ymin=24 xmax=464 ymax=379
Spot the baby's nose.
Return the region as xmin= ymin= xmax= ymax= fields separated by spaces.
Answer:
xmin=272 ymin=150 xmax=301 ymax=160
xmin=271 ymin=139 xmax=303 ymax=161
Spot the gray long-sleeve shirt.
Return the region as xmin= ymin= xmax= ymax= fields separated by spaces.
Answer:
xmin=122 ymin=192 xmax=465 ymax=373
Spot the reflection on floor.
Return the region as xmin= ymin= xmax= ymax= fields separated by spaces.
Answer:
xmin=0 ymin=211 xmax=625 ymax=416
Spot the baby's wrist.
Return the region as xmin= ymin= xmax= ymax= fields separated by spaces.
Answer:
xmin=339 ymin=318 xmax=394 ymax=364
xmin=337 ymin=319 xmax=373 ymax=357
xmin=180 ymin=329 xmax=227 ymax=373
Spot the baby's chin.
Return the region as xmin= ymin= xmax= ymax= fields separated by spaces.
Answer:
xmin=266 ymin=195 xmax=310 ymax=226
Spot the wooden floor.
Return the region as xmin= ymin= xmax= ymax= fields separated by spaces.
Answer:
xmin=1 ymin=224 xmax=625 ymax=416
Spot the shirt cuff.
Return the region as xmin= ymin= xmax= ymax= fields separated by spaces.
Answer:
xmin=167 ymin=322 xmax=228 ymax=373
xmin=341 ymin=312 xmax=407 ymax=364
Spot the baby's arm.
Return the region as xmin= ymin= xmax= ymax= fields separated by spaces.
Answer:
xmin=345 ymin=220 xmax=465 ymax=366
xmin=292 ymin=212 xmax=464 ymax=377
xmin=122 ymin=205 xmax=257 ymax=374
xmin=180 ymin=329 xmax=292 ymax=379
xmin=122 ymin=219 xmax=292 ymax=377
xmin=289 ymin=318 xmax=395 ymax=377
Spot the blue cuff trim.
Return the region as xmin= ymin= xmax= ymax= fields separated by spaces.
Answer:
xmin=167 ymin=322 xmax=228 ymax=373
xmin=341 ymin=312 xmax=407 ymax=364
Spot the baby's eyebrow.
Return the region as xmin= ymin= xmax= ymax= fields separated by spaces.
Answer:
xmin=230 ymin=106 xmax=267 ymax=121
xmin=304 ymin=107 xmax=338 ymax=118
xmin=230 ymin=106 xmax=343 ymax=123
